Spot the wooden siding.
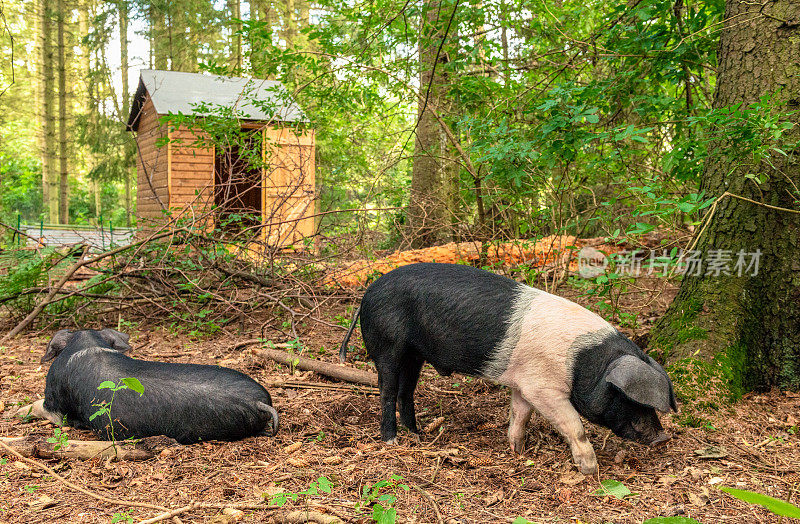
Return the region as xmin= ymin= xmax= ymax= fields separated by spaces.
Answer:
xmin=168 ymin=125 xmax=214 ymax=217
xmin=134 ymin=102 xmax=316 ymax=248
xmin=262 ymin=127 xmax=316 ymax=246
xmin=135 ymin=97 xmax=169 ymax=222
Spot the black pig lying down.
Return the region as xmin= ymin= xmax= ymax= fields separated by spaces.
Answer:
xmin=33 ymin=329 xmax=278 ymax=444
xmin=339 ymin=263 xmax=676 ymax=474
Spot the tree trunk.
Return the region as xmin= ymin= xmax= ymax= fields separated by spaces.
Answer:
xmin=37 ymin=0 xmax=58 ymax=222
xmin=56 ymin=0 xmax=69 ymax=224
xmin=228 ymin=0 xmax=242 ymax=70
xmin=650 ymin=0 xmax=800 ymax=392
xmin=151 ymin=5 xmax=167 ymax=70
xmin=284 ymin=0 xmax=297 ymax=49
xmin=250 ymin=0 xmax=274 ymax=77
xmin=408 ymin=0 xmax=459 ymax=248
xmin=119 ymin=0 xmax=132 ymax=226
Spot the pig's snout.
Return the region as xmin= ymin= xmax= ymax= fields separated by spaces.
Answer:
xmin=650 ymin=431 xmax=671 ymax=445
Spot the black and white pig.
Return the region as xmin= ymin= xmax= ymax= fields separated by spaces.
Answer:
xmin=339 ymin=263 xmax=676 ymax=474
xmin=31 ymin=328 xmax=279 ymax=444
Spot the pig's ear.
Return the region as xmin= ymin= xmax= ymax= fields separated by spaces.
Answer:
xmin=646 ymin=355 xmax=678 ymax=412
xmin=606 ymin=355 xmax=673 ymax=413
xmin=100 ymin=328 xmax=132 ymax=352
xmin=42 ymin=330 xmax=75 ymax=363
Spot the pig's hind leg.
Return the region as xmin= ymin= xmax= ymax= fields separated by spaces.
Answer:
xmin=508 ymin=388 xmax=534 ymax=454
xmin=375 ymin=351 xmax=403 ymax=444
xmin=397 ymin=354 xmax=424 ymax=433
xmin=522 ymin=389 xmax=598 ymax=475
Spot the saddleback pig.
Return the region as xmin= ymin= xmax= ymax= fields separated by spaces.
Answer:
xmin=339 ymin=263 xmax=676 ymax=474
xmin=32 ymin=328 xmax=278 ymax=443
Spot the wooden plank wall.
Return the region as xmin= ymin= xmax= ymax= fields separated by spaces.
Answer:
xmin=169 ymin=125 xmax=214 ymax=221
xmin=262 ymin=127 xmax=316 ymax=247
xmin=135 ymin=97 xmax=169 ymax=222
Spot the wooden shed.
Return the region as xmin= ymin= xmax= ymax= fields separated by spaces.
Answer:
xmin=126 ymin=69 xmax=315 ymax=246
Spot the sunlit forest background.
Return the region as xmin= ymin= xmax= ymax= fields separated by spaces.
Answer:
xmin=0 ymin=0 xmax=734 ymax=239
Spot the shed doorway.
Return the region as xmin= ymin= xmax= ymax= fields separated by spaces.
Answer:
xmin=214 ymin=132 xmax=262 ymax=232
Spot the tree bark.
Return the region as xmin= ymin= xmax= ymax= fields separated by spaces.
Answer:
xmin=119 ymin=0 xmax=132 ymax=226
xmin=251 ymin=348 xmax=379 ymax=387
xmin=650 ymin=0 xmax=800 ymax=391
xmin=37 ymin=0 xmax=58 ymax=222
xmin=228 ymin=0 xmax=242 ymax=70
xmin=151 ymin=5 xmax=167 ymax=70
xmin=408 ymin=0 xmax=459 ymax=248
xmin=56 ymin=0 xmax=69 ymax=224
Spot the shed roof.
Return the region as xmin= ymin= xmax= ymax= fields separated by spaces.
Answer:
xmin=126 ymin=70 xmax=307 ymax=131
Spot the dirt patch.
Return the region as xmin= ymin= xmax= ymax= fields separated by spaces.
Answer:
xmin=1 ymin=295 xmax=798 ymax=523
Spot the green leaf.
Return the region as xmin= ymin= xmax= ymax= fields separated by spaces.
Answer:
xmin=88 ymin=408 xmax=106 ymax=421
xmin=97 ymin=381 xmax=117 ymax=390
xmin=593 ymin=479 xmax=633 ymax=499
xmin=270 ymin=494 xmax=288 ymax=507
xmin=512 ymin=518 xmax=535 ymax=524
xmin=720 ymin=487 xmax=800 ymax=518
xmin=121 ymin=377 xmax=144 ymax=396
xmin=317 ymin=476 xmax=332 ymax=494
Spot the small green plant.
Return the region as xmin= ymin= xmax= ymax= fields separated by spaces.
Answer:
xmin=46 ymin=417 xmax=70 ymax=451
xmin=512 ymin=518 xmax=536 ymax=524
xmin=357 ymin=474 xmax=410 ymax=524
xmin=111 ymin=508 xmax=135 ymax=523
xmin=23 ymin=485 xmax=39 ymax=494
xmin=269 ymin=476 xmax=333 ymax=512
xmin=592 ymin=479 xmax=636 ymax=500
xmin=720 ymin=487 xmax=800 ymax=518
xmin=90 ymin=377 xmax=144 ymax=443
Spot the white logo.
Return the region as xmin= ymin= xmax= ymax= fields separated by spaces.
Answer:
xmin=578 ymin=247 xmax=608 ymax=278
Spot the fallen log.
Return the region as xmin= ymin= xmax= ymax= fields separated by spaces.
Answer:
xmin=251 ymin=348 xmax=379 ymax=387
xmin=0 ymin=435 xmax=176 ymax=461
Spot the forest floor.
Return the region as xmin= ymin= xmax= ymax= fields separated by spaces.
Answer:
xmin=1 ymin=278 xmax=799 ymax=523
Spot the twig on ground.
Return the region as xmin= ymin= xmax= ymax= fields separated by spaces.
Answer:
xmin=412 ymin=484 xmax=444 ymax=524
xmin=0 ymin=439 xmax=169 ymax=512
xmin=252 ymin=348 xmax=378 ymax=387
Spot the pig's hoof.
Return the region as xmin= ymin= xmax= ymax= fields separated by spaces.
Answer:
xmin=578 ymin=459 xmax=598 ymax=475
xmin=384 ymin=437 xmax=399 ymax=446
xmin=509 ymin=439 xmax=525 ymax=455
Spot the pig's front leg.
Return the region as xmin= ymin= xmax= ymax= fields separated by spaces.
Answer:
xmin=525 ymin=390 xmax=598 ymax=474
xmin=508 ymin=388 xmax=533 ymax=454
xmin=18 ymin=399 xmax=65 ymax=427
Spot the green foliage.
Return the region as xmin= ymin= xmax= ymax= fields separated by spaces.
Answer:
xmin=354 ymin=474 xmax=410 ymax=524
xmin=720 ymin=487 xmax=800 ymax=518
xmin=269 ymin=476 xmax=333 ymax=507
xmin=592 ymin=479 xmax=635 ymax=500
xmin=46 ymin=417 xmax=70 ymax=452
xmin=90 ymin=378 xmax=144 ymax=444
xmin=0 ymin=153 xmax=42 ymax=223
xmin=110 ymin=509 xmax=135 ymax=524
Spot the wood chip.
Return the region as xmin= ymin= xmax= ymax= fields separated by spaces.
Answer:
xmin=283 ymin=442 xmax=302 ymax=454
xmin=288 ymin=457 xmax=309 ymax=468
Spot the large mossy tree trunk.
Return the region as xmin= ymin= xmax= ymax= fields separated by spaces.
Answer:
xmin=651 ymin=0 xmax=800 ymax=392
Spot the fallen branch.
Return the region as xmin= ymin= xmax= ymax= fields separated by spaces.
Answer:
xmin=282 ymin=510 xmax=344 ymax=524
xmin=269 ymin=380 xmax=379 ymax=395
xmin=252 ymin=348 xmax=379 ymax=387
xmin=0 ymin=435 xmax=176 ymax=461
xmin=0 ymin=439 xmax=169 ymax=512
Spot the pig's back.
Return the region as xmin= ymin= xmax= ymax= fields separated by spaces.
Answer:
xmin=59 ymin=352 xmax=273 ymax=443
xmin=359 ymin=263 xmax=525 ymax=376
